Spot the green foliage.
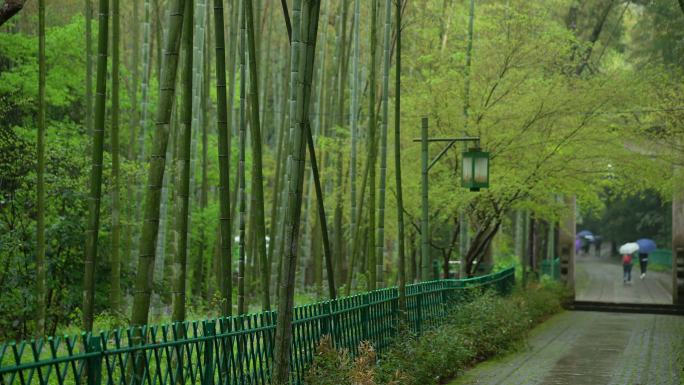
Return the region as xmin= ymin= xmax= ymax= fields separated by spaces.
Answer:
xmin=2 ymin=0 xmax=684 ymax=343
xmin=0 ymin=121 xmax=90 ymax=339
xmin=306 ymin=281 xmax=567 ymax=385
xmin=581 ymin=189 xmax=672 ymax=249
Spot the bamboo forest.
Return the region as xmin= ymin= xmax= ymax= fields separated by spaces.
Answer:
xmin=2 ymin=0 xmax=684 ymax=384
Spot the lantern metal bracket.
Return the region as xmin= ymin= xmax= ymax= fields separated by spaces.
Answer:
xmin=411 ymin=137 xmax=481 ymax=171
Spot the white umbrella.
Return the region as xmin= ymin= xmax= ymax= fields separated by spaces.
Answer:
xmin=619 ymin=242 xmax=639 ymax=255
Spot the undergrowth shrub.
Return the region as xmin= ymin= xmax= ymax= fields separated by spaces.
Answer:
xmin=305 ymin=281 xmax=568 ymax=385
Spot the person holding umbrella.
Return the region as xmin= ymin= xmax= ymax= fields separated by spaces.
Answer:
xmin=635 ymin=239 xmax=657 ymax=279
xmin=577 ymin=230 xmax=593 ymax=256
xmin=619 ymin=242 xmax=639 ymax=284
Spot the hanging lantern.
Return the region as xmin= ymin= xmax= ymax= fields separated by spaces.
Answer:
xmin=462 ymin=147 xmax=489 ymax=191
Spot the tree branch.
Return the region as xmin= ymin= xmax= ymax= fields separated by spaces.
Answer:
xmin=0 ymin=0 xmax=27 ymax=27
xmin=280 ymin=0 xmax=292 ymax=43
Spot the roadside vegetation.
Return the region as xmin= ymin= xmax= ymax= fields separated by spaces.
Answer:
xmin=305 ymin=280 xmax=569 ymax=385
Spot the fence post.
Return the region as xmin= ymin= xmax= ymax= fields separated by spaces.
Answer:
xmin=86 ymin=334 xmax=102 ymax=385
xmin=440 ymin=281 xmax=448 ymax=316
xmin=202 ymin=321 xmax=215 ymax=385
xmin=416 ymin=290 xmax=423 ymax=335
xmin=391 ymin=288 xmax=399 ymax=336
xmin=361 ymin=294 xmax=370 ymax=341
xmin=322 ymin=301 xmax=331 ymax=337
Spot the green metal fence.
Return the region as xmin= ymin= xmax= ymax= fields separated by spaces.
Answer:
xmin=0 ymin=268 xmax=514 ymax=385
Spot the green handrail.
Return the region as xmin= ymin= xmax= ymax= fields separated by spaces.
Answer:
xmin=0 ymin=267 xmax=515 ymax=385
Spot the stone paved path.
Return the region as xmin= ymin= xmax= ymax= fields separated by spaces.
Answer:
xmin=449 ymin=311 xmax=684 ymax=385
xmin=575 ymin=256 xmax=672 ymax=304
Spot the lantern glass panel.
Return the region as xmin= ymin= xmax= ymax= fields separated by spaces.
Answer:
xmin=474 ymin=156 xmax=488 ymax=184
xmin=462 ymin=156 xmax=473 ymax=184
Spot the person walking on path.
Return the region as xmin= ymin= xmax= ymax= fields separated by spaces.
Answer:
xmin=594 ymin=236 xmax=602 ymax=257
xmin=622 ymin=253 xmax=633 ymax=284
xmin=638 ymin=253 xmax=648 ymax=279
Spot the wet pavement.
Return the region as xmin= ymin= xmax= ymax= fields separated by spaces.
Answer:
xmin=575 ymin=256 xmax=672 ymax=304
xmin=449 ymin=311 xmax=684 ymax=385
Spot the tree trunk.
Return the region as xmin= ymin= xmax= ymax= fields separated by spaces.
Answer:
xmin=85 ymin=0 xmax=93 ymax=140
xmin=124 ymin=0 xmax=140 ymax=295
xmin=35 ymin=0 xmax=46 ymax=336
xmin=349 ymin=0 xmax=360 ymax=274
xmin=575 ymin=0 xmax=616 ymax=75
xmin=213 ymin=0 xmax=233 ymax=316
xmin=191 ymin=0 xmax=208 ymax=301
xmin=237 ymin=1 xmax=247 ymax=315
xmin=136 ymin=0 xmax=152 ymax=269
xmin=273 ymin=1 xmax=320 ymax=382
xmin=420 ymin=118 xmax=429 ymax=281
xmin=367 ymin=0 xmax=378 ymax=290
xmin=459 ymin=0 xmax=474 ymax=279
xmin=110 ymin=0 xmax=122 ymax=314
xmin=246 ymin=0 xmax=270 ymax=310
xmin=332 ymin=0 xmax=349 ymax=293
xmin=171 ymin=0 xmax=193 ymax=323
xmin=0 ymin=0 xmax=27 ymax=27
xmin=83 ymin=0 xmax=109 ymax=332
xmin=394 ymin=0 xmax=406 ymax=312
xmin=465 ymin=221 xmax=501 ymax=277
xmin=376 ymin=0 xmax=391 ymax=289
xmin=130 ymin=0 xmax=186 ymax=328
xmin=514 ymin=210 xmax=524 ymax=258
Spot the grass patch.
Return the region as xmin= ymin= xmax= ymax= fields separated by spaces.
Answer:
xmin=305 ymin=280 xmax=569 ymax=385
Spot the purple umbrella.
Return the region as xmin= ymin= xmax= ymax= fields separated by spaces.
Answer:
xmin=577 ymin=230 xmax=593 ymax=238
xmin=635 ymin=238 xmax=657 ymax=254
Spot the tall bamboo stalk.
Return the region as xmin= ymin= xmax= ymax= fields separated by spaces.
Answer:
xmin=349 ymin=0 xmax=360 ymax=276
xmin=273 ymin=58 xmax=291 ymax=302
xmin=172 ymin=0 xmax=193 ymax=322
xmin=305 ymin=48 xmax=338 ymax=298
xmin=301 ymin=160 xmax=314 ymax=287
xmin=313 ymin=0 xmax=330 ymax=294
xmin=228 ymin=1 xmax=240 ymax=248
xmin=289 ymin=0 xmax=335 ymax=299
xmin=305 ymin=121 xmax=336 ymax=298
xmin=110 ymin=0 xmax=122 ymax=313
xmin=376 ymin=0 xmax=391 ymax=289
xmin=273 ymin=1 xmax=320 ymax=382
xmin=395 ymin=0 xmax=406 ymax=313
xmin=246 ymin=0 xmax=270 ymax=310
xmin=130 ymin=0 xmax=186 ymax=327
xmin=213 ymin=0 xmax=233 ymax=316
xmin=333 ymin=2 xmax=349 ymax=290
xmin=228 ymin=0 xmax=240 ymax=139
xmin=257 ymin=2 xmax=272 ymax=128
xmin=83 ymin=0 xmax=109 ymax=332
xmin=420 ymin=117 xmax=429 ymax=281
xmin=139 ymin=0 xmax=151 ymax=163
xmin=237 ymin=0 xmax=247 ymax=315
xmin=187 ymin=0 xmax=206 ymax=254
xmin=459 ymin=0 xmax=475 ymax=278
xmin=124 ymin=0 xmax=140 ymax=283
xmin=85 ymin=0 xmax=93 ymax=138
xmin=268 ymin=58 xmax=289 ymax=301
xmin=367 ymin=0 xmax=378 ymax=290
xmin=191 ymin=0 xmax=208 ymax=299
xmin=35 ymin=0 xmax=46 ymax=337
xmin=136 ymin=0 xmax=151 ymax=267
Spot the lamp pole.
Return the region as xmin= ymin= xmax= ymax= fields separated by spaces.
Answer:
xmin=421 ymin=118 xmax=430 ymax=280
xmin=415 ymin=117 xmax=484 ymax=281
